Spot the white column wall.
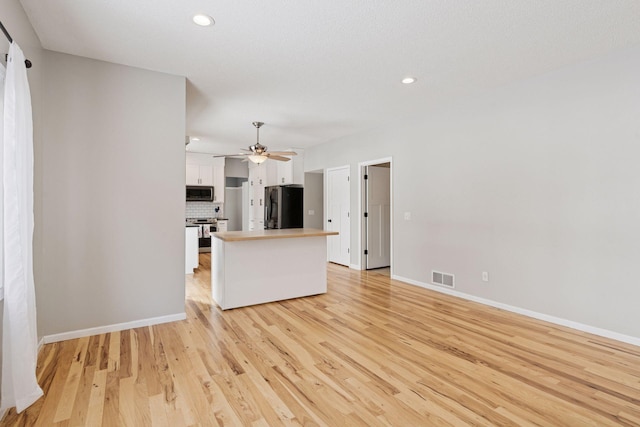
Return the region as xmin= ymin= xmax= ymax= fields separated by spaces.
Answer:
xmin=38 ymin=51 xmax=186 ymax=337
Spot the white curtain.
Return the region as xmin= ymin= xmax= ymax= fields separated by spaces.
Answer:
xmin=1 ymin=42 xmax=43 ymax=413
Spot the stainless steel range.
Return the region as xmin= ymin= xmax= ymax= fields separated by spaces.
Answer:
xmin=186 ymin=218 xmax=217 ymax=253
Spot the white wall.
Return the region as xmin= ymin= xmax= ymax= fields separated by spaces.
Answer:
xmin=306 ymin=46 xmax=640 ymax=340
xmin=38 ymin=51 xmax=186 ymax=337
xmin=225 ymin=188 xmax=243 ymax=231
xmin=225 ymin=158 xmax=249 ymax=178
xmin=303 ymin=172 xmax=323 ymax=229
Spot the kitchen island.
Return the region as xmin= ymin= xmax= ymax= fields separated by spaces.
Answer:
xmin=211 ymin=228 xmax=338 ymax=310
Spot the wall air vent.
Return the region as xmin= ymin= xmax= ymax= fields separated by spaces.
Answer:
xmin=432 ymin=270 xmax=455 ymax=288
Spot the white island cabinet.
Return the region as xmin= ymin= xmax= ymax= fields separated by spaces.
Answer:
xmin=211 ymin=228 xmax=338 ymax=310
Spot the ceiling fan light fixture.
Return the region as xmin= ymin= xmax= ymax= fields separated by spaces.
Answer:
xmin=248 ymin=155 xmax=267 ymax=164
xmin=193 ymin=14 xmax=214 ymax=26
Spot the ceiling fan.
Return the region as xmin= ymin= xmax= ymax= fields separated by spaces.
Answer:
xmin=238 ymin=122 xmax=297 ymax=164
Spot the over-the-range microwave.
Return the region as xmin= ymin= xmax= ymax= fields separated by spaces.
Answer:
xmin=186 ymin=186 xmax=214 ymax=201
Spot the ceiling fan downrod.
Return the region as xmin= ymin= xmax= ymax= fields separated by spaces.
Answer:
xmin=252 ymin=121 xmax=265 ymax=153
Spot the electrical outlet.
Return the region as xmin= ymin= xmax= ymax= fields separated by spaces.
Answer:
xmin=308 ymin=210 xmax=315 ymax=215
xmin=482 ymin=271 xmax=489 ymax=282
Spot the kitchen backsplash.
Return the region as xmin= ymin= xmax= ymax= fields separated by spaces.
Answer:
xmin=186 ymin=202 xmax=223 ymax=218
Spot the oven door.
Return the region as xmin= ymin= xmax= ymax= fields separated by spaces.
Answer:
xmin=198 ymin=224 xmax=215 ymax=252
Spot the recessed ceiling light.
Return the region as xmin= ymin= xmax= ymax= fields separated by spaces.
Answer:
xmin=191 ymin=137 xmax=200 ymax=141
xmin=402 ymin=77 xmax=417 ymax=84
xmin=193 ymin=14 xmax=214 ymax=27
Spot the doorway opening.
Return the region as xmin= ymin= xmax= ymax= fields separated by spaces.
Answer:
xmin=359 ymin=158 xmax=392 ymax=272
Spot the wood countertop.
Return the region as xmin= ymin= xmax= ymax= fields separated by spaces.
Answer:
xmin=212 ymin=228 xmax=338 ymax=242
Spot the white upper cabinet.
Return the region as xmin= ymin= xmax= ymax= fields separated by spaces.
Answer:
xmin=213 ymin=157 xmax=225 ymax=203
xmin=265 ymin=161 xmax=278 ymax=186
xmin=186 ymin=164 xmax=200 ymax=185
xmin=276 ymin=149 xmax=304 ymax=185
xmin=199 ymin=165 xmax=214 ymax=186
xmin=186 ymin=164 xmax=213 ymax=186
xmin=276 ymin=161 xmax=292 ymax=185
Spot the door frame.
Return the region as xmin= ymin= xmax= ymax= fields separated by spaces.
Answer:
xmin=357 ymin=157 xmax=393 ymax=273
xmin=324 ymin=165 xmax=350 ymax=265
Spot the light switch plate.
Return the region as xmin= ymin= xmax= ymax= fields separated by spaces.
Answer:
xmin=404 ymin=212 xmax=411 ymax=220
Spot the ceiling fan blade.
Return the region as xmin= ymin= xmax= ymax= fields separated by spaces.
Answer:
xmin=267 ymin=151 xmax=297 ymax=156
xmin=265 ymin=154 xmax=291 ymax=162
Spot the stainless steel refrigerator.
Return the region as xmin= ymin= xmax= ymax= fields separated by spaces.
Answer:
xmin=264 ymin=185 xmax=304 ymax=229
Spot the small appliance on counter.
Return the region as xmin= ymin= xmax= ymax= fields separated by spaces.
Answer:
xmin=264 ymin=185 xmax=303 ymax=229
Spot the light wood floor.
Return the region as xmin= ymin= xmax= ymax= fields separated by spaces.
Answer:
xmin=3 ymin=255 xmax=640 ymax=426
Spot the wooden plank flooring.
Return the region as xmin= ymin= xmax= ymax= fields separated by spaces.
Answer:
xmin=2 ymin=254 xmax=640 ymax=425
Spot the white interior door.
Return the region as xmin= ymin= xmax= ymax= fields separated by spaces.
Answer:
xmin=365 ymin=165 xmax=390 ymax=269
xmin=327 ymin=166 xmax=350 ymax=266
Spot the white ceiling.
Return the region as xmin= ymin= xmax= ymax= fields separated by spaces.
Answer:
xmin=19 ymin=0 xmax=640 ymax=155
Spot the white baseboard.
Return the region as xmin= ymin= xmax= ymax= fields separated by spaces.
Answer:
xmin=392 ymin=274 xmax=640 ymax=348
xmin=43 ymin=312 xmax=187 ymax=344
xmin=349 ymin=264 xmax=362 ymax=270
